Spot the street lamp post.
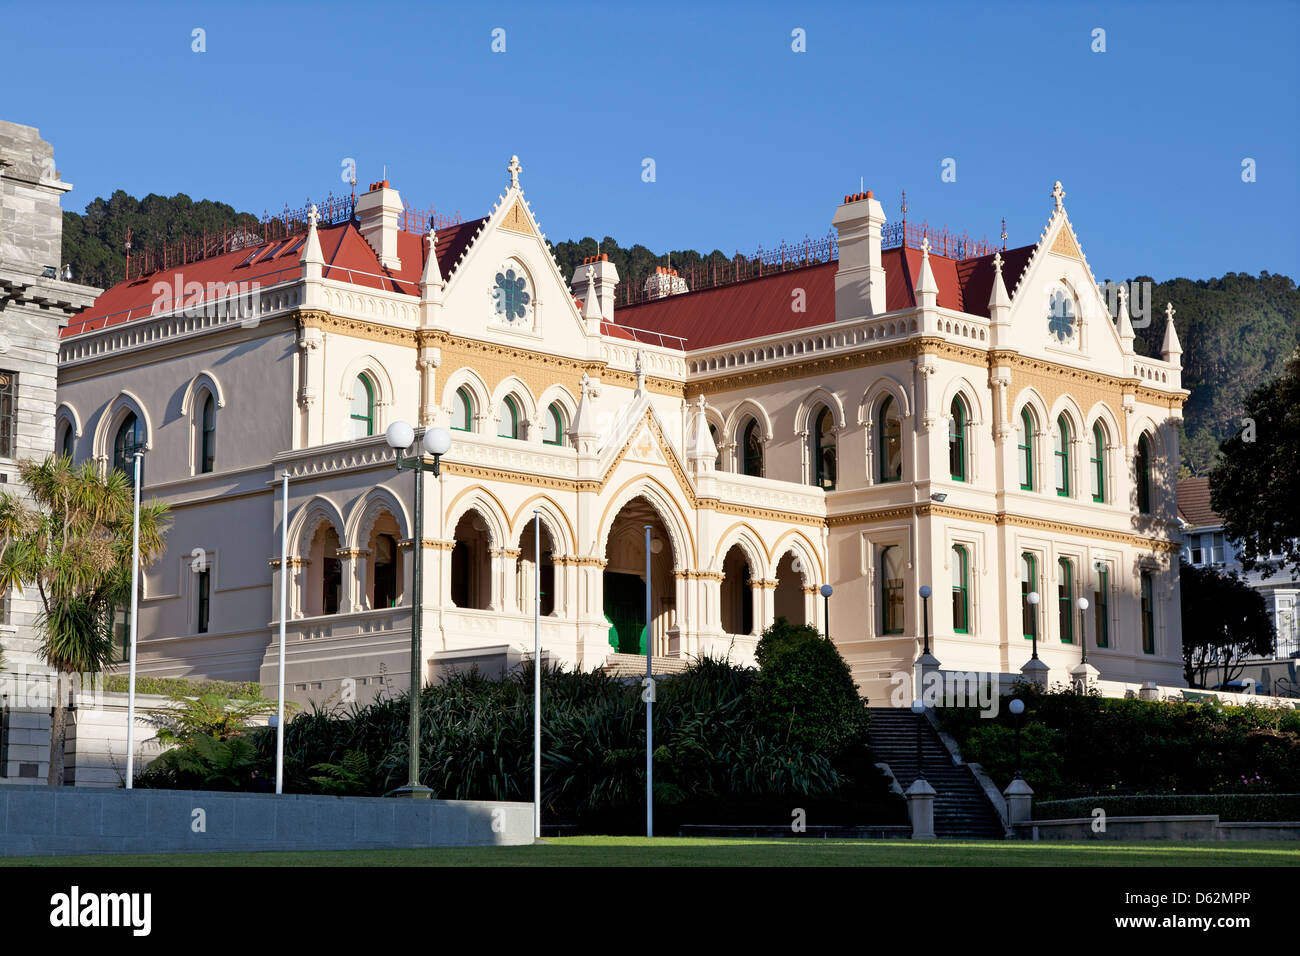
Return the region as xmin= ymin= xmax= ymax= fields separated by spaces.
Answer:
xmin=910 ymin=697 xmax=926 ymax=781
xmin=918 ymin=585 xmax=932 ymax=656
xmin=1009 ymin=697 xmax=1025 ymax=779
xmin=820 ymin=584 xmax=833 ymax=640
xmin=1077 ymin=596 xmax=1090 ymax=666
xmin=1026 ymin=591 xmax=1040 ymax=660
xmin=385 ymin=421 xmax=452 ymax=799
xmin=125 ymin=450 xmax=143 ymax=790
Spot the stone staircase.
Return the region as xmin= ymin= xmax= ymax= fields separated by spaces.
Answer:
xmin=600 ymin=652 xmax=691 ymax=678
xmin=867 ymin=707 xmax=1006 ymax=839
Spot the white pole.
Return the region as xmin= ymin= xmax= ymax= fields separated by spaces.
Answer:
xmin=276 ymin=471 xmax=288 ymax=794
xmin=644 ymin=524 xmax=653 ymax=839
xmin=125 ymin=451 xmax=142 ymax=789
xmin=533 ymin=510 xmax=541 ymax=840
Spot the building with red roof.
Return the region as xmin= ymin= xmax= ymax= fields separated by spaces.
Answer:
xmin=54 ymin=159 xmax=1193 ymax=712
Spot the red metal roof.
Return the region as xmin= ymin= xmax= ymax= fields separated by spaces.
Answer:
xmin=614 ymin=243 xmax=1038 ymax=350
xmin=63 ymin=217 xmax=488 ymax=338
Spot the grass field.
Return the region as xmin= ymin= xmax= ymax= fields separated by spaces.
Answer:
xmin=2 ymin=837 xmax=1297 ymax=867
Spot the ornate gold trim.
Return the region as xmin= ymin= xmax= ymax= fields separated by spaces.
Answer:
xmin=500 ymin=199 xmax=537 ymax=236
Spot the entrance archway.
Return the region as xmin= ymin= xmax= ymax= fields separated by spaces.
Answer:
xmin=450 ymin=509 xmax=492 ymax=609
xmin=773 ymin=552 xmax=807 ymax=626
xmin=720 ymin=545 xmax=754 ymax=636
xmin=602 ymin=496 xmax=676 ymax=655
xmin=516 ymin=520 xmax=556 ymax=616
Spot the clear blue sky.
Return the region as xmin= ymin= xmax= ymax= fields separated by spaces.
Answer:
xmin=4 ymin=0 xmax=1297 ymax=282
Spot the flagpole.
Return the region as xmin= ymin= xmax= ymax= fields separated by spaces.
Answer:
xmin=125 ymin=451 xmax=142 ymax=789
xmin=644 ymin=524 xmax=653 ymax=839
xmin=532 ymin=509 xmax=541 ymax=840
xmin=276 ymin=471 xmax=288 ymax=794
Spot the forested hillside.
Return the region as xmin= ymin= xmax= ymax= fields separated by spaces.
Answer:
xmin=63 ymin=192 xmax=1298 ymax=477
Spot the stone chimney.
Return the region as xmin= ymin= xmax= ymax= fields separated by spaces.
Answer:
xmin=645 ymin=265 xmax=688 ymax=300
xmin=831 ymin=190 xmax=887 ymax=320
xmin=570 ymin=254 xmax=620 ymax=323
xmin=356 ymin=179 xmax=402 ymax=270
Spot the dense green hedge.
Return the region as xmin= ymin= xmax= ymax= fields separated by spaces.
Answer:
xmin=937 ymin=684 xmax=1300 ymax=801
xmin=1035 ymin=793 xmax=1300 ymax=822
xmin=102 ymin=675 xmax=265 ymax=700
xmin=137 ymin=655 xmax=904 ymax=832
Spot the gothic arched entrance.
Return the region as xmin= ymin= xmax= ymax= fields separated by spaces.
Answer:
xmin=602 ymin=496 xmax=676 ymax=655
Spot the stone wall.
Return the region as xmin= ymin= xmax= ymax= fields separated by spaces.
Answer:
xmin=0 ymin=785 xmax=534 ymax=856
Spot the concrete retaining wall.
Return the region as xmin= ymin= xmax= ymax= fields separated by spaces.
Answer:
xmin=1014 ymin=814 xmax=1300 ymax=842
xmin=0 ymin=785 xmax=534 ymax=857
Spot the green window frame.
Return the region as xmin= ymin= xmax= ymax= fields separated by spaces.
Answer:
xmin=542 ymin=403 xmax=564 ymax=446
xmin=1094 ymin=566 xmax=1109 ymax=648
xmin=742 ymin=419 xmax=763 ymax=477
xmin=813 ymin=406 xmax=836 ymax=490
xmin=196 ymin=568 xmax=210 ymax=634
xmin=1057 ymin=557 xmax=1073 ymax=642
xmin=1018 ymin=408 xmax=1034 ymax=490
xmin=1055 ymin=415 xmax=1070 ymax=497
xmin=949 ymin=396 xmax=967 ymax=481
xmin=1090 ymin=423 xmax=1105 ymax=502
xmin=452 ymin=388 xmax=472 ymax=432
xmin=882 ymin=545 xmax=904 ymax=635
xmin=1141 ymin=571 xmax=1155 ymax=653
xmin=879 ymin=397 xmax=902 ymax=482
xmin=951 ymin=544 xmax=969 ymax=633
xmin=498 ymin=396 xmax=520 ymax=439
xmin=350 ymin=375 xmax=374 ymax=439
xmin=1021 ymin=552 xmax=1038 ymax=640
xmin=1136 ymin=433 xmax=1152 ymax=514
xmin=200 ymin=393 xmax=216 ymax=474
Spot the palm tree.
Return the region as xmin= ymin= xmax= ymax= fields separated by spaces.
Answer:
xmin=0 ymin=456 xmax=169 ymax=785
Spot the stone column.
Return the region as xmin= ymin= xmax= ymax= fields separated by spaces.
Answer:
xmin=1003 ymin=777 xmax=1034 ymax=829
xmin=418 ymin=346 xmax=441 ymax=427
xmin=906 ymin=778 xmax=937 ymax=840
xmin=335 ymin=549 xmax=360 ymax=613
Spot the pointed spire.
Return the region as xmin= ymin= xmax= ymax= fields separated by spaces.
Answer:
xmin=420 ymin=229 xmax=443 ymax=293
xmin=988 ymin=251 xmax=1011 ymax=317
xmin=1116 ymin=284 xmax=1136 ymax=349
xmin=687 ymin=394 xmax=717 ymax=468
xmin=300 ymin=203 xmax=324 ymax=278
xmin=582 ymin=266 xmax=601 ymax=324
xmin=915 ymin=235 xmax=938 ymax=309
xmin=1161 ymin=301 xmax=1182 ymax=361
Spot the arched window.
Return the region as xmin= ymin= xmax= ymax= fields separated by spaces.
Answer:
xmin=113 ymin=413 xmax=146 ymax=480
xmin=321 ymin=528 xmax=342 ymax=615
xmin=1018 ymin=408 xmax=1035 ymax=490
xmin=1094 ymin=565 xmax=1109 ymax=648
xmin=373 ymin=533 xmax=398 ymax=609
xmin=451 ymin=388 xmax=473 ymax=432
xmin=58 ymin=421 xmax=74 ymax=460
xmin=1021 ymin=552 xmax=1037 ymax=640
xmin=498 ymin=396 xmax=520 ymax=439
xmin=1140 ymin=571 xmax=1155 ymax=653
xmin=742 ymin=419 xmax=763 ymax=477
xmin=708 ymin=424 xmax=721 ymax=471
xmin=881 ymin=545 xmax=904 ymax=634
xmin=199 ymin=393 xmax=216 ymax=474
xmin=1090 ymin=423 xmax=1106 ymax=502
xmin=350 ymin=375 xmax=374 ymax=439
xmin=541 ymin=403 xmax=564 ymax=446
xmin=949 ymin=396 xmax=968 ymax=482
xmin=1058 ymin=557 xmax=1073 ymax=643
xmin=1135 ymin=433 xmax=1152 ymax=514
xmin=951 ymin=544 xmax=969 ymax=633
xmin=812 ymin=406 xmax=836 ymax=490
xmin=879 ymin=397 xmax=902 ymax=482
xmin=1054 ymin=416 xmax=1071 ymax=496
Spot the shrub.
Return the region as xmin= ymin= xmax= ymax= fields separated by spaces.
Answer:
xmin=748 ymin=617 xmax=871 ymax=757
xmin=1035 ymin=793 xmax=1300 ymax=822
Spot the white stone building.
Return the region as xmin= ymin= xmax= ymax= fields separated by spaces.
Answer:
xmin=53 ymin=160 xmax=1189 ymax=710
xmin=0 ymin=121 xmax=100 ymax=782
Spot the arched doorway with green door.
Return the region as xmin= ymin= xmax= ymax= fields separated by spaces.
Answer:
xmin=601 ymin=496 xmax=676 ymax=655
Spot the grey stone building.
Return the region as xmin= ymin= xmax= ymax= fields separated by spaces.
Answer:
xmin=0 ymin=120 xmax=99 ymax=782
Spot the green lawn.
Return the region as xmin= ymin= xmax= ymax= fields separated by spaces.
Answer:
xmin=3 ymin=837 xmax=1297 ymax=867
